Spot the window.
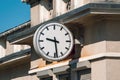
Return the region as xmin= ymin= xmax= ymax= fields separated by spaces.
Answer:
xmin=77 ymin=69 xmax=91 ymax=80
xmin=59 ymin=74 xmax=70 ymax=80
xmin=41 ymin=77 xmax=52 ymax=80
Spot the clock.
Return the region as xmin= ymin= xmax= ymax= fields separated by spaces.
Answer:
xmin=33 ymin=22 xmax=74 ymax=61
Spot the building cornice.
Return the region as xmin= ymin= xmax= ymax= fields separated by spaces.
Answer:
xmin=0 ymin=48 xmax=31 ymax=64
xmin=0 ymin=48 xmax=31 ymax=69
xmin=29 ymin=52 xmax=120 ymax=74
xmin=0 ymin=21 xmax=31 ymax=38
xmin=7 ymin=3 xmax=120 ymax=44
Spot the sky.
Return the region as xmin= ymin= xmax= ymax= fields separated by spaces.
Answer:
xmin=0 ymin=0 xmax=30 ymax=33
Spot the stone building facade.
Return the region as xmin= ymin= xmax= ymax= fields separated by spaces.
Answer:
xmin=0 ymin=0 xmax=120 ymax=80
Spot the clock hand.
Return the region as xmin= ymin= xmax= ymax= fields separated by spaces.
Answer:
xmin=46 ymin=37 xmax=59 ymax=58
xmin=54 ymin=37 xmax=58 ymax=58
xmin=46 ymin=38 xmax=59 ymax=43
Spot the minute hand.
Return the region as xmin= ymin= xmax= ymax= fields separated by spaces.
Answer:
xmin=46 ymin=38 xmax=59 ymax=43
xmin=54 ymin=37 xmax=59 ymax=58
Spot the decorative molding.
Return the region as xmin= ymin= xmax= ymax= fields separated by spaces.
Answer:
xmin=37 ymin=69 xmax=53 ymax=78
xmin=0 ymin=21 xmax=30 ymax=38
xmin=29 ymin=52 xmax=120 ymax=74
xmin=0 ymin=48 xmax=31 ymax=64
xmin=53 ymin=65 xmax=70 ymax=74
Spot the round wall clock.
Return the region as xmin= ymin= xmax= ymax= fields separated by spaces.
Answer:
xmin=33 ymin=22 xmax=74 ymax=61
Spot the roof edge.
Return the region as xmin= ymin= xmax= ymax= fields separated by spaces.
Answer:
xmin=0 ymin=21 xmax=31 ymax=38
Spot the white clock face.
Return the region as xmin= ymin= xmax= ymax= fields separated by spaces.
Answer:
xmin=33 ymin=23 xmax=73 ymax=61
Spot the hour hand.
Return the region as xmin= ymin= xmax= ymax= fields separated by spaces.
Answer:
xmin=46 ymin=38 xmax=59 ymax=43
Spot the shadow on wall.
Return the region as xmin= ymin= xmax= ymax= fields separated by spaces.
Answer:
xmin=0 ymin=62 xmax=31 ymax=80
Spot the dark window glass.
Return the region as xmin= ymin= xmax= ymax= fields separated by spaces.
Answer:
xmin=59 ymin=73 xmax=70 ymax=80
xmin=77 ymin=69 xmax=91 ymax=80
xmin=41 ymin=77 xmax=52 ymax=80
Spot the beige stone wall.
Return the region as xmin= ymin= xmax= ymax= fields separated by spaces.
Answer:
xmin=31 ymin=3 xmax=40 ymax=27
xmin=0 ymin=39 xmax=30 ymax=56
xmin=91 ymin=58 xmax=107 ymax=80
xmin=6 ymin=41 xmax=30 ymax=55
xmin=80 ymin=16 xmax=120 ymax=57
xmin=91 ymin=58 xmax=120 ymax=80
xmin=81 ymin=19 xmax=107 ymax=57
xmin=53 ymin=0 xmax=68 ymax=16
xmin=0 ymin=37 xmax=6 ymax=58
xmin=30 ymin=0 xmax=53 ymax=26
xmin=71 ymin=0 xmax=87 ymax=9
xmin=106 ymin=20 xmax=120 ymax=52
xmin=106 ymin=58 xmax=120 ymax=80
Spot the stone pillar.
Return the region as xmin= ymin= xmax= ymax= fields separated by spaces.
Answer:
xmin=30 ymin=2 xmax=40 ymax=26
xmin=30 ymin=0 xmax=52 ymax=26
xmin=70 ymin=70 xmax=78 ymax=80
xmin=39 ymin=0 xmax=53 ymax=23
xmin=91 ymin=58 xmax=107 ymax=80
xmin=91 ymin=57 xmax=120 ymax=80
xmin=53 ymin=0 xmax=68 ymax=17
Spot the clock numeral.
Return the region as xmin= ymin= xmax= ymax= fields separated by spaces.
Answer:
xmin=65 ymin=47 xmax=69 ymax=50
xmin=66 ymin=40 xmax=71 ymax=42
xmin=65 ymin=33 xmax=68 ymax=36
xmin=41 ymin=47 xmax=45 ymax=50
xmin=39 ymin=40 xmax=44 ymax=42
xmin=41 ymin=32 xmax=44 ymax=35
xmin=60 ymin=27 xmax=63 ymax=31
